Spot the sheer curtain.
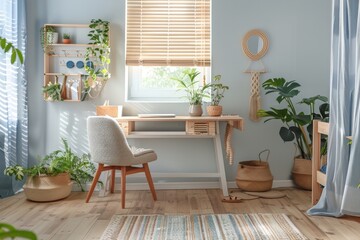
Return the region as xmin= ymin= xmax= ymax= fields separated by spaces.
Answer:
xmin=0 ymin=0 xmax=28 ymax=198
xmin=308 ymin=0 xmax=360 ymax=217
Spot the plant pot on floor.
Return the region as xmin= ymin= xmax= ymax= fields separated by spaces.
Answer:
xmin=189 ymin=104 xmax=203 ymax=116
xmin=207 ymin=105 xmax=222 ymax=116
xmin=23 ymin=173 xmax=73 ymax=202
xmin=292 ymin=158 xmax=312 ymax=190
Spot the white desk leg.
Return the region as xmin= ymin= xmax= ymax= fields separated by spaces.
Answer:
xmin=214 ymin=122 xmax=229 ymax=197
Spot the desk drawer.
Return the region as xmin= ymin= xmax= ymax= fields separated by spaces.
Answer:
xmin=186 ymin=121 xmax=215 ymax=135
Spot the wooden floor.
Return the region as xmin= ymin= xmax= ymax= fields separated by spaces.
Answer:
xmin=1 ymin=188 xmax=360 ymax=240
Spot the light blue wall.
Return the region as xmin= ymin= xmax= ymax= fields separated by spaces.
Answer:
xmin=27 ymin=0 xmax=331 ymax=182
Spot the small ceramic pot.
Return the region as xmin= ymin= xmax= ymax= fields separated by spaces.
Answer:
xmin=189 ymin=104 xmax=203 ymax=116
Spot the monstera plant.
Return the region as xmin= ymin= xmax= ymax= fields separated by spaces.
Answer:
xmin=258 ymin=78 xmax=329 ymax=160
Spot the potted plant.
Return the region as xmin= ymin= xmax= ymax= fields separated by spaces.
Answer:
xmin=62 ymin=33 xmax=71 ymax=44
xmin=4 ymin=138 xmax=97 ymax=202
xmin=258 ymin=78 xmax=329 ymax=190
xmin=173 ymin=68 xmax=211 ymax=116
xmin=206 ymin=75 xmax=229 ymax=116
xmin=40 ymin=26 xmax=58 ymax=52
xmin=42 ymin=81 xmax=62 ymax=101
xmin=84 ymin=19 xmax=111 ymax=98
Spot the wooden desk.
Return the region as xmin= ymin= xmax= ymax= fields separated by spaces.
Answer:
xmin=115 ymin=115 xmax=244 ymax=196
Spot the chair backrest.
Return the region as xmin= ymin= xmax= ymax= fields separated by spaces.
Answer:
xmin=87 ymin=116 xmax=134 ymax=166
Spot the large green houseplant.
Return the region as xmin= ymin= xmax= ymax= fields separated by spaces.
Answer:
xmin=258 ymin=78 xmax=329 ymax=189
xmin=173 ymin=68 xmax=211 ymax=116
xmin=4 ymin=138 xmax=97 ymax=201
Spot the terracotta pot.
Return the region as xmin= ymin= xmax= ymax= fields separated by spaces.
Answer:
xmin=62 ymin=38 xmax=71 ymax=44
xmin=292 ymin=158 xmax=312 ymax=190
xmin=206 ymin=105 xmax=222 ymax=116
xmin=236 ymin=160 xmax=273 ymax=192
xmin=189 ymin=104 xmax=203 ymax=116
xmin=23 ymin=173 xmax=73 ymax=202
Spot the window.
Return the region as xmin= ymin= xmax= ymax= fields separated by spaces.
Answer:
xmin=126 ymin=0 xmax=211 ymax=102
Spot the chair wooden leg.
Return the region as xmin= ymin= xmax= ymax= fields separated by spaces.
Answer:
xmin=110 ymin=169 xmax=115 ymax=193
xmin=121 ymin=167 xmax=127 ymax=209
xmin=86 ymin=163 xmax=103 ymax=203
xmin=143 ymin=163 xmax=157 ymax=201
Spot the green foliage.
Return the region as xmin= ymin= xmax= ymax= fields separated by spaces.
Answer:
xmin=210 ymin=75 xmax=229 ymax=106
xmin=63 ymin=33 xmax=70 ymax=39
xmin=0 ymin=223 xmax=37 ymax=240
xmin=42 ymin=82 xmax=62 ymax=101
xmin=84 ymin=19 xmax=111 ymax=91
xmin=141 ymin=67 xmax=186 ymax=89
xmin=258 ymin=77 xmax=329 ymax=159
xmin=0 ymin=37 xmax=24 ymax=64
xmin=172 ymin=68 xmax=211 ymax=105
xmin=4 ymin=138 xmax=96 ymax=192
xmin=40 ymin=26 xmax=57 ymax=52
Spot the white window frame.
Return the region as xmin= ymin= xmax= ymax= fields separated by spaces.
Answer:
xmin=126 ymin=66 xmax=211 ymax=102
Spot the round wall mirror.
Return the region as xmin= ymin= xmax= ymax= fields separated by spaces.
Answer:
xmin=242 ymin=29 xmax=269 ymax=61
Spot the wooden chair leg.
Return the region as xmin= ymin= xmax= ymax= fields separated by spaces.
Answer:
xmin=86 ymin=163 xmax=103 ymax=203
xmin=143 ymin=163 xmax=157 ymax=201
xmin=121 ymin=167 xmax=127 ymax=209
xmin=110 ymin=169 xmax=115 ymax=193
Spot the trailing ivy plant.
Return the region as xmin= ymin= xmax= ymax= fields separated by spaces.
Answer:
xmin=4 ymin=138 xmax=98 ymax=192
xmin=0 ymin=37 xmax=23 ymax=64
xmin=84 ymin=19 xmax=111 ymax=94
xmin=258 ymin=78 xmax=329 ymax=160
xmin=40 ymin=26 xmax=57 ymax=53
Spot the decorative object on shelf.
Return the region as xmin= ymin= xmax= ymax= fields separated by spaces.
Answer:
xmin=242 ymin=29 xmax=269 ymax=122
xmin=206 ymin=75 xmax=229 ymax=116
xmin=172 ymin=68 xmax=211 ymax=116
xmin=76 ymin=60 xmax=84 ymax=69
xmin=258 ymin=78 xmax=329 ymax=190
xmin=84 ymin=19 xmax=111 ymax=99
xmin=236 ymin=149 xmax=273 ymax=192
xmin=40 ymin=25 xmax=58 ymax=52
xmin=0 ymin=37 xmax=24 ymax=64
xmin=4 ymin=138 xmax=97 ymax=201
xmin=62 ymin=33 xmax=71 ymax=44
xmin=66 ymin=60 xmax=75 ymax=68
xmin=42 ymin=81 xmax=62 ymax=101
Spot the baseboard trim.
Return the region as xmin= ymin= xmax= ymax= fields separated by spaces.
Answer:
xmin=74 ymin=180 xmax=294 ymax=192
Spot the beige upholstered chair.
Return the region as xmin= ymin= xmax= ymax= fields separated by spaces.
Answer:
xmin=86 ymin=116 xmax=157 ymax=208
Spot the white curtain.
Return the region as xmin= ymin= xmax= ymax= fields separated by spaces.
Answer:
xmin=0 ymin=0 xmax=28 ymax=198
xmin=308 ymin=0 xmax=360 ymax=217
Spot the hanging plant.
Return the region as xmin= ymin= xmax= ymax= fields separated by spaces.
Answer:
xmin=84 ymin=19 xmax=111 ymax=97
xmin=40 ymin=26 xmax=58 ymax=53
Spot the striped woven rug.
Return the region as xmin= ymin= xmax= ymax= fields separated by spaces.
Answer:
xmin=100 ymin=214 xmax=308 ymax=240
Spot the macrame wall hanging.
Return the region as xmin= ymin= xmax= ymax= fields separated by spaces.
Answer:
xmin=242 ymin=29 xmax=269 ymax=122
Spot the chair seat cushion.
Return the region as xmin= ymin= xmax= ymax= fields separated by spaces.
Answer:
xmin=130 ymin=146 xmax=157 ymax=165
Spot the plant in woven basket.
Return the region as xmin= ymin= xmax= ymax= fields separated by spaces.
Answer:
xmin=207 ymin=75 xmax=229 ymax=116
xmin=258 ymin=78 xmax=329 ymax=160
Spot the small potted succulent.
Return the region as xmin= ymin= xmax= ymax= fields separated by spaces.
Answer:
xmin=206 ymin=75 xmax=229 ymax=116
xmin=62 ymin=33 xmax=71 ymax=44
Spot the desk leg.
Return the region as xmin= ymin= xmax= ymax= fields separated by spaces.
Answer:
xmin=214 ymin=122 xmax=229 ymax=197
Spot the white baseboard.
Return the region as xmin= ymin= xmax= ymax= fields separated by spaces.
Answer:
xmin=74 ymin=180 xmax=294 ymax=192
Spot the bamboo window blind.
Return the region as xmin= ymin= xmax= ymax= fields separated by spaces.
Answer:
xmin=126 ymin=0 xmax=211 ymax=66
